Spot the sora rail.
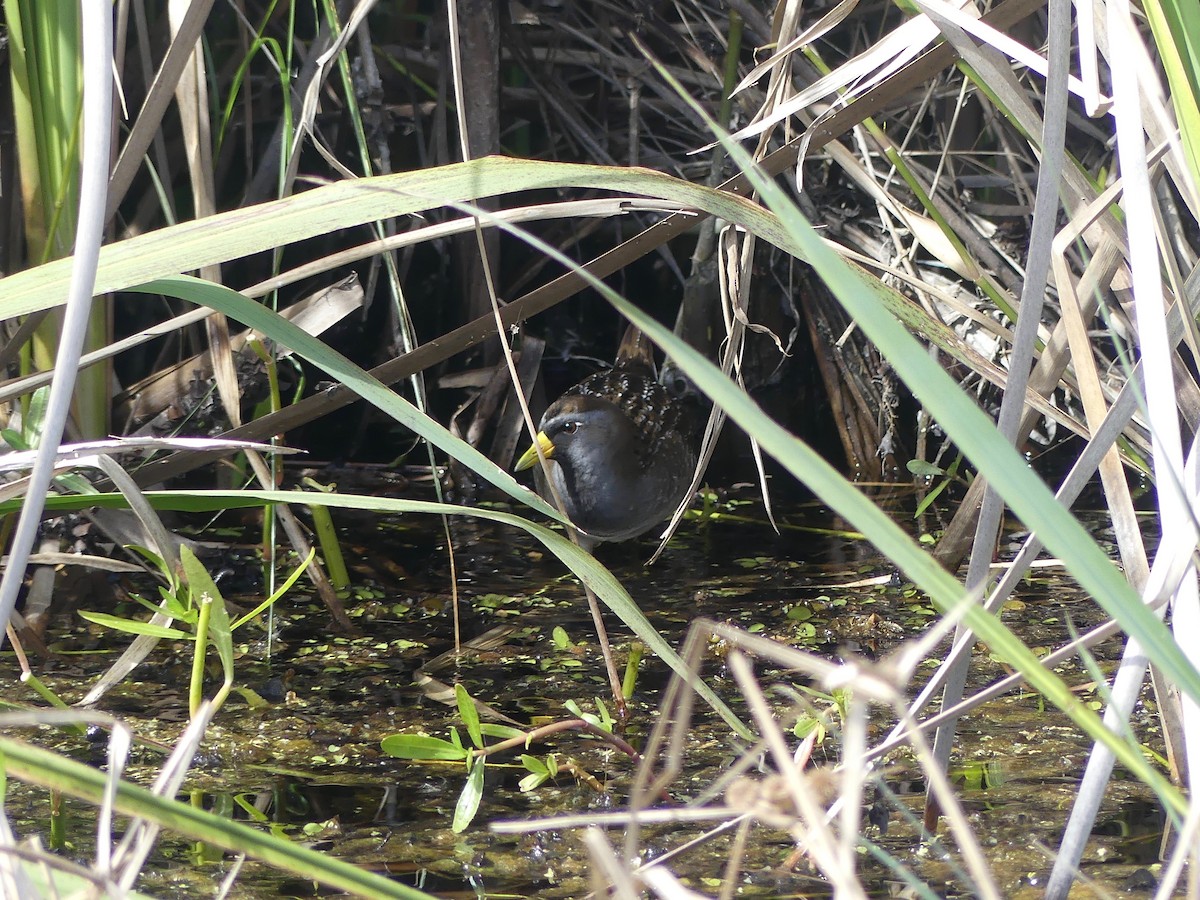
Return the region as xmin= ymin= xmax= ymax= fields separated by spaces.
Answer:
xmin=515 ymin=325 xmax=699 ymax=551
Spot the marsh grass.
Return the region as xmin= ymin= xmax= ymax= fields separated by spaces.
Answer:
xmin=0 ymin=0 xmax=1198 ymax=896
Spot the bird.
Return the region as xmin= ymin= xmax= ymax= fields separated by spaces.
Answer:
xmin=515 ymin=323 xmax=699 ymax=551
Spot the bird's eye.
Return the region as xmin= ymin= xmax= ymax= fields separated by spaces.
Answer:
xmin=562 ymin=421 xmax=579 ymax=434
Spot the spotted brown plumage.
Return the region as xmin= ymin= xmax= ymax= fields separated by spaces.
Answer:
xmin=515 ymin=325 xmax=699 ymax=550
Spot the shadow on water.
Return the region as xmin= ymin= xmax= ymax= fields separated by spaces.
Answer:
xmin=1 ymin=470 xmax=1172 ymax=897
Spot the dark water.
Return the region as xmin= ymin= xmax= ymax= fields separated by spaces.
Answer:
xmin=0 ymin=474 xmax=1170 ymax=897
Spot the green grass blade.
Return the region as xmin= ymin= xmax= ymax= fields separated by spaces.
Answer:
xmin=0 ymin=736 xmax=438 ymax=899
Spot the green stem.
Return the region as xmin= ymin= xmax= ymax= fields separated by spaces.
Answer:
xmin=190 ymin=593 xmax=213 ymax=719
xmin=622 ymin=642 xmax=643 ymax=700
xmin=302 ymin=478 xmax=350 ymax=591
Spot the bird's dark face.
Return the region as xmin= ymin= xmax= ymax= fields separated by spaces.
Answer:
xmin=528 ymin=396 xmax=653 ymax=540
xmin=536 ymin=395 xmax=631 ymax=474
xmin=514 ymin=395 xmax=630 ymax=475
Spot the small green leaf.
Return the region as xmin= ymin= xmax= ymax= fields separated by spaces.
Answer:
xmin=24 ymin=387 xmax=49 ymax=444
xmin=380 ymin=735 xmax=469 ymax=761
xmin=480 ymin=724 xmax=526 ymax=741
xmin=126 ymin=544 xmax=171 ymax=581
xmin=913 ymin=476 xmax=951 ymax=518
xmin=232 ymin=793 xmax=270 ymax=821
xmin=519 ymin=754 xmax=548 ymax=776
xmin=518 ymin=771 xmax=548 ymax=792
xmin=78 ymin=611 xmax=190 ymax=640
xmin=127 ymin=591 xmax=172 ymax=619
xmin=906 ymin=459 xmax=944 ymax=477
xmin=456 ymin=684 xmax=483 ymax=749
xmin=563 ymin=698 xmax=603 ymax=729
xmin=231 ymin=547 xmax=315 ymax=630
xmin=155 ymin=586 xmax=193 ymax=620
xmin=181 ymin=546 xmax=234 ymax=679
xmin=452 ymin=759 xmax=485 ymax=833
xmin=793 ymin=715 xmax=826 ymax=742
xmin=592 ymin=698 xmax=614 ymax=733
xmin=231 ymin=686 xmax=271 ymax=709
xmin=551 ymin=626 xmax=573 ymax=649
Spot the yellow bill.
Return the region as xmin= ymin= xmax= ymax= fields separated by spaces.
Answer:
xmin=515 ymin=431 xmax=555 ymax=471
